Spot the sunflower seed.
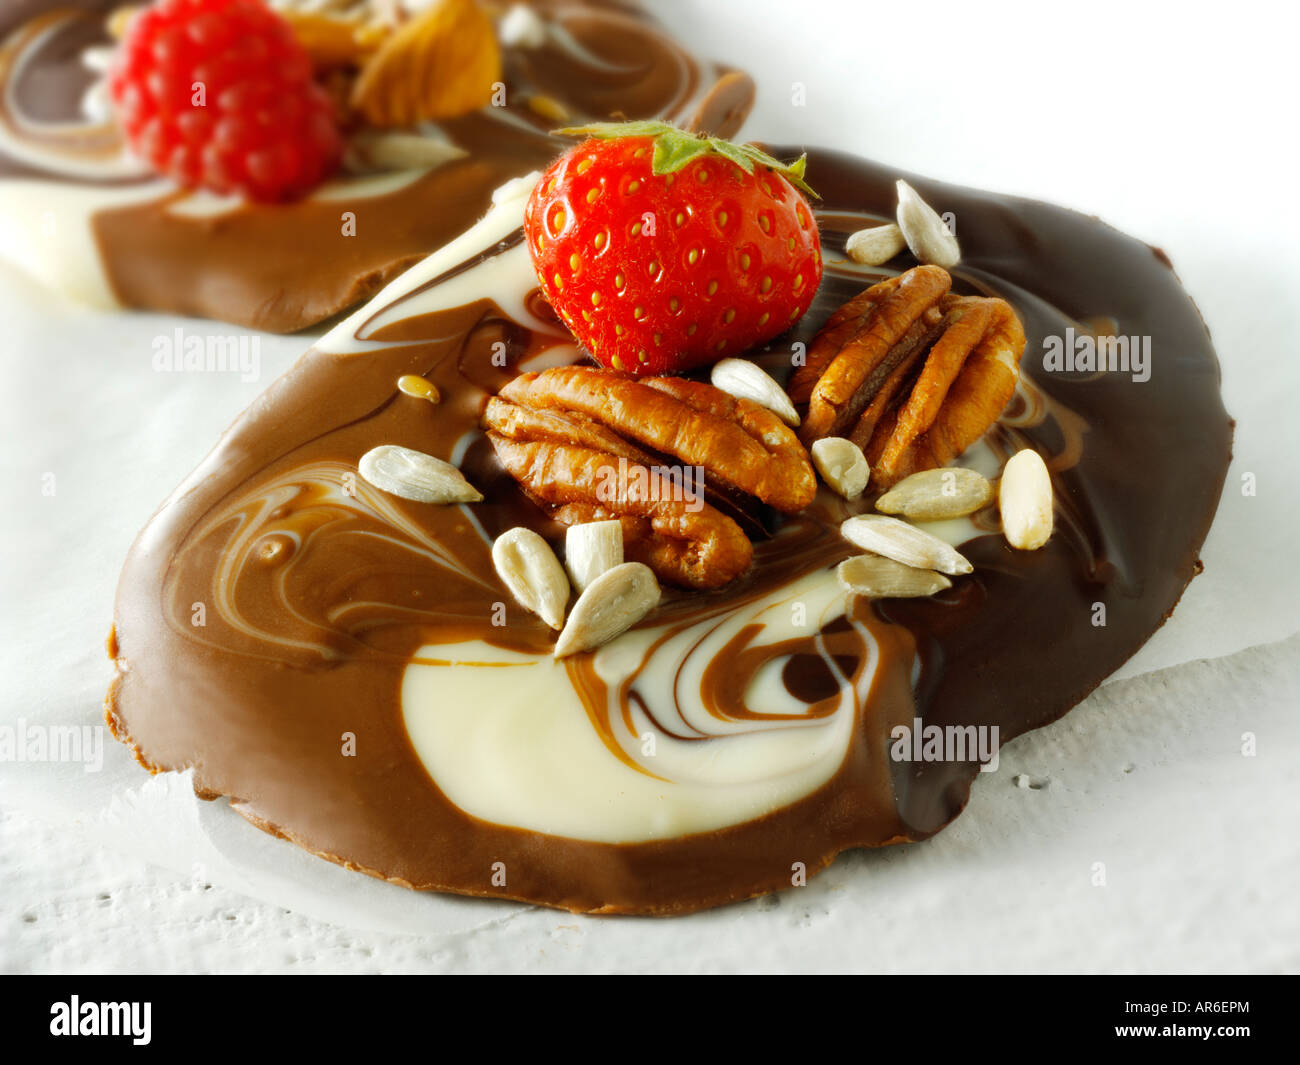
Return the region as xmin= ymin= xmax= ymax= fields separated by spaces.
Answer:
xmin=492 ymin=527 xmax=570 ymax=630
xmin=845 ymin=223 xmax=906 ymax=266
xmin=999 ymin=449 xmax=1054 ymax=550
xmin=565 ymin=519 xmax=624 ymax=592
xmin=875 ymin=467 xmax=993 ymax=521
xmin=554 ymin=562 xmax=660 ymax=658
xmin=710 ymin=358 xmax=800 ymax=426
xmin=499 ymin=3 xmax=548 ymax=48
xmin=837 ymin=555 xmax=952 ymax=598
xmin=811 ymin=437 xmax=870 ymax=499
xmin=840 ymin=514 xmax=972 ymax=575
xmin=358 ymin=445 xmax=482 ymax=504
xmin=896 ymin=179 xmax=960 ymax=269
xmin=396 ymin=374 xmax=441 ymax=403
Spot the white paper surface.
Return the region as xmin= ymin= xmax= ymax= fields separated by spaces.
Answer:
xmin=2 ymin=0 xmax=1298 ymax=950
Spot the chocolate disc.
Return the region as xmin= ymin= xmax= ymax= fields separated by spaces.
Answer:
xmin=0 ymin=0 xmax=753 ymax=331
xmin=105 ymin=148 xmax=1232 ymax=914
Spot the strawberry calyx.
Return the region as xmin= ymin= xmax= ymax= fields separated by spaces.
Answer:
xmin=552 ymin=120 xmax=818 ymax=199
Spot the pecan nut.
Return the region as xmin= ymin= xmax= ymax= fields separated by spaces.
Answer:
xmin=482 ymin=366 xmax=817 ymax=589
xmin=792 ymin=266 xmax=1026 ymax=488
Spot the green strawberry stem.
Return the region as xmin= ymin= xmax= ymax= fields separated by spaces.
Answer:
xmin=552 ymin=120 xmax=818 ymax=199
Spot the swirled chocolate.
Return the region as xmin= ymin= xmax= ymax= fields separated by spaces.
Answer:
xmin=105 ymin=151 xmax=1231 ymax=914
xmin=0 ymin=0 xmax=754 ymax=331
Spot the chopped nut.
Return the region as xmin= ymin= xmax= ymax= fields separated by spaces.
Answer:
xmin=840 ymin=514 xmax=972 ymax=575
xmin=709 ymin=357 xmax=800 ymax=427
xmin=565 ymin=519 xmax=624 ymax=592
xmin=358 ymin=445 xmax=482 ymax=504
xmin=351 ymin=0 xmax=502 ymax=126
xmin=845 ymin=223 xmax=906 ymax=266
xmin=554 ymin=562 xmax=660 ymax=658
xmin=875 ymin=467 xmax=993 ymax=521
xmin=811 ymin=437 xmax=870 ymax=499
xmin=896 ymin=179 xmax=961 ymax=269
xmin=999 ymin=449 xmax=1054 ymax=550
xmin=790 ymin=266 xmax=1026 ymax=489
xmin=492 ymin=527 xmax=570 ymax=630
xmin=837 ymin=555 xmax=952 ymax=598
xmin=483 ymin=366 xmax=817 ymax=589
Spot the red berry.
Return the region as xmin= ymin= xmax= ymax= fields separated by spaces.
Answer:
xmin=108 ymin=0 xmax=342 ymax=203
xmin=525 ymin=123 xmax=822 ymax=376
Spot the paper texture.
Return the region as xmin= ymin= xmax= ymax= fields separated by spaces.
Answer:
xmin=3 ymin=0 xmax=1297 ymax=937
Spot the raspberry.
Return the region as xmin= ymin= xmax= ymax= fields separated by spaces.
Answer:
xmin=109 ymin=0 xmax=343 ymax=203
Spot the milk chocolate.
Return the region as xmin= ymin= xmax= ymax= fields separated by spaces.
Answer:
xmin=0 ymin=0 xmax=754 ymax=331
xmin=105 ymin=149 xmax=1232 ymax=914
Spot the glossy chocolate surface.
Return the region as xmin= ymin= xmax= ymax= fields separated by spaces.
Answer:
xmin=0 ymin=0 xmax=754 ymax=331
xmin=105 ymin=147 xmax=1232 ymax=913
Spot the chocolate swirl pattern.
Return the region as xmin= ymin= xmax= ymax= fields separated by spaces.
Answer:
xmin=128 ymin=181 xmax=880 ymax=844
xmin=173 ymin=462 xmax=502 ymax=666
xmin=0 ymin=0 xmax=755 ymax=330
xmin=105 ymin=148 xmax=1231 ymax=913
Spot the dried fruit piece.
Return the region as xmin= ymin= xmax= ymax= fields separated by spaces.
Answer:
xmin=999 ymin=449 xmax=1054 ymax=550
xmin=896 ymin=179 xmax=960 ymax=268
xmin=845 ymin=223 xmax=906 ymax=266
xmin=565 ymin=520 xmax=624 ymax=592
xmin=811 ymin=437 xmax=870 ymax=499
xmin=840 ymin=514 xmax=972 ymax=575
xmin=554 ymin=562 xmax=660 ymax=658
xmin=492 ymin=527 xmax=570 ymax=630
xmin=875 ymin=467 xmax=993 ymax=521
xmin=837 ymin=555 xmax=952 ymax=598
xmin=281 ymin=10 xmax=383 ymax=69
xmin=351 ymin=0 xmax=502 ymax=127
xmin=357 ymin=445 xmax=482 ymax=504
xmin=709 ymin=358 xmax=800 ymax=426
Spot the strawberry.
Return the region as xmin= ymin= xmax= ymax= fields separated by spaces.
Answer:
xmin=524 ymin=121 xmax=822 ymax=375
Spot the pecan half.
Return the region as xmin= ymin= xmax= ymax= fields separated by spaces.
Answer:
xmin=496 ymin=367 xmax=816 ymax=512
xmin=792 ymin=267 xmax=1026 ymax=488
xmin=483 ymin=366 xmax=817 ymax=589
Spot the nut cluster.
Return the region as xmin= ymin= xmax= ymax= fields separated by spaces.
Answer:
xmin=789 ymin=265 xmax=1026 ymax=489
xmin=481 ymin=366 xmax=815 ymax=589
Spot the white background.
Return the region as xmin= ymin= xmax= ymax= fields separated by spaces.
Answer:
xmin=1 ymin=0 xmax=1297 ymax=973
